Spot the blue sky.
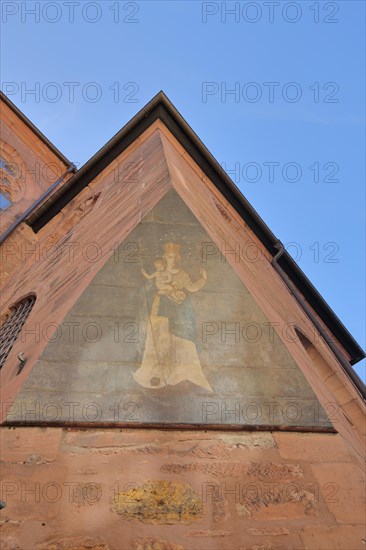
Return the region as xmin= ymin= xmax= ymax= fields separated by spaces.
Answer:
xmin=1 ymin=1 xmax=365 ymax=380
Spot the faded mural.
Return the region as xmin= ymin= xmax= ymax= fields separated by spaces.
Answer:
xmin=8 ymin=190 xmax=333 ymax=428
xmin=135 ymin=241 xmax=212 ymax=392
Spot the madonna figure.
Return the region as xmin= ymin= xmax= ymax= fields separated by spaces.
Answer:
xmin=133 ymin=242 xmax=213 ymax=391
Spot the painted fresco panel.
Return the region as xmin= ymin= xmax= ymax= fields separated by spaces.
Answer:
xmin=9 ymin=190 xmax=332 ymax=428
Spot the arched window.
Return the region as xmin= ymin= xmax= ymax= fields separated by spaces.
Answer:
xmin=0 ymin=154 xmax=19 ymax=208
xmin=0 ymin=295 xmax=36 ymax=369
xmin=0 ymin=190 xmax=12 ymax=210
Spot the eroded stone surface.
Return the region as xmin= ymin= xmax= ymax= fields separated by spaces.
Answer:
xmin=247 ymin=526 xmax=290 ymax=536
xmin=219 ymin=433 xmax=275 ymax=449
xmin=161 ymin=462 xmax=303 ymax=479
xmin=35 ymin=537 xmax=110 ymax=549
xmin=187 ymin=529 xmax=234 ymax=537
xmin=133 ymin=537 xmax=184 ymax=550
xmin=111 ymin=480 xmax=203 ymax=524
xmin=236 ymin=484 xmax=318 ymax=519
xmin=247 ymin=462 xmax=303 ymax=480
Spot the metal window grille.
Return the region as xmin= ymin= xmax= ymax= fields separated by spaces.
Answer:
xmin=0 ymin=296 xmax=36 ymax=369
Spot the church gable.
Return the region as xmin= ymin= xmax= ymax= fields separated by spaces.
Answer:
xmin=1 ymin=93 xmax=365 ymax=550
xmin=8 ymin=190 xmax=332 ymax=429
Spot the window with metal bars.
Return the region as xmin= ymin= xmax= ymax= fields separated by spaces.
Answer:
xmin=0 ymin=295 xmax=36 ymax=369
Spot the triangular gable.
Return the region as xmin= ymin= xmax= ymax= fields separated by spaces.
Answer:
xmin=7 ymin=190 xmax=333 ymax=429
xmin=26 ymin=92 xmax=365 ymax=371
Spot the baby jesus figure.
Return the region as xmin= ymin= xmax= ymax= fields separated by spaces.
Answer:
xmin=141 ymin=259 xmax=186 ymax=303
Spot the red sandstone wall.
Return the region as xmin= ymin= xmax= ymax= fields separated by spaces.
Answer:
xmin=0 ymin=427 xmax=365 ymax=549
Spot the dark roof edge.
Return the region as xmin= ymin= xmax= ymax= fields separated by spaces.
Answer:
xmin=0 ymin=91 xmax=71 ymax=167
xmin=24 ymin=91 xmax=365 ymax=370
